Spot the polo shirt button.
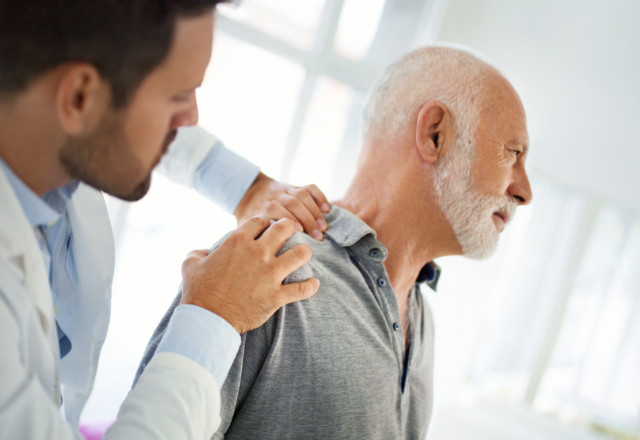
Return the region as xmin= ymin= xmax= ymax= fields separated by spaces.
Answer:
xmin=393 ymin=322 xmax=400 ymax=331
xmin=377 ymin=278 xmax=386 ymax=287
xmin=369 ymin=248 xmax=381 ymax=257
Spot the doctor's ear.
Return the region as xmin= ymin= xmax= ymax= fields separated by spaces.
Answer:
xmin=56 ymin=64 xmax=110 ymax=135
xmin=415 ymin=101 xmax=452 ymax=164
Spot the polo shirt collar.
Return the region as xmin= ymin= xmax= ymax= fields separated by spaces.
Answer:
xmin=324 ymin=206 xmax=441 ymax=291
xmin=323 ymin=206 xmax=377 ymax=248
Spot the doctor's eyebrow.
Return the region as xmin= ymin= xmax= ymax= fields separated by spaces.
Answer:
xmin=177 ymin=81 xmax=203 ymax=95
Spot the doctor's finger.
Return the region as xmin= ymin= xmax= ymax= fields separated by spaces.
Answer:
xmin=286 ymin=188 xmax=327 ymax=233
xmin=279 ymin=278 xmax=320 ymax=305
xmin=302 ymin=184 xmax=330 ymax=213
xmin=235 ymin=215 xmax=272 ymax=240
xmin=261 ymin=201 xmax=304 ymax=232
xmin=182 ymin=249 xmax=209 ymax=272
xmin=275 ymin=243 xmax=313 ymax=277
xmin=185 ymin=249 xmax=209 ymax=260
xmin=277 ymin=194 xmax=321 ymax=238
xmin=258 ymin=218 xmax=298 ymax=252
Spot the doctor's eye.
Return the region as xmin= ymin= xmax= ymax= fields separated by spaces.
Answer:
xmin=172 ymin=94 xmax=190 ymax=103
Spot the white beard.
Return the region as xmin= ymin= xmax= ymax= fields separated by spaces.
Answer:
xmin=432 ymin=135 xmax=517 ymax=260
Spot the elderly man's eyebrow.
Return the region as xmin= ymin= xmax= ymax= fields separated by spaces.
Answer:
xmin=507 ymin=138 xmax=529 ymax=154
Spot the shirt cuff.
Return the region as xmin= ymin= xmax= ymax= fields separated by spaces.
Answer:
xmin=155 ymin=304 xmax=241 ymax=386
xmin=194 ymin=142 xmax=261 ymax=214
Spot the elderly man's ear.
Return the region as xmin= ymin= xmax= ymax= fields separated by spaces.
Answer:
xmin=415 ymin=101 xmax=454 ymax=164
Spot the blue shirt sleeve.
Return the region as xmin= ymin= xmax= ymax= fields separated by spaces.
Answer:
xmin=193 ymin=141 xmax=261 ymax=214
xmin=155 ymin=304 xmax=241 ymax=386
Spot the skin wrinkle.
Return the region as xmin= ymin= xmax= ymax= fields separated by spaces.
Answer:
xmin=337 ymin=170 xmax=381 ymax=227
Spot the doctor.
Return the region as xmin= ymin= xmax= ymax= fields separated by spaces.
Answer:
xmin=0 ymin=1 xmax=327 ymax=439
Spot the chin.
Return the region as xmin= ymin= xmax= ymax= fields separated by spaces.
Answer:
xmin=464 ymin=243 xmax=498 ymax=260
xmin=103 ymin=174 xmax=152 ymax=202
xmin=123 ymin=176 xmax=153 ymax=201
xmin=459 ymin=227 xmax=499 ymax=260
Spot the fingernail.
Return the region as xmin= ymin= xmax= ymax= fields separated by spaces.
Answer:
xmin=312 ymin=229 xmax=323 ymax=240
xmin=317 ymin=218 xmax=326 ymax=229
xmin=321 ymin=203 xmax=330 ymax=212
xmin=296 ymin=223 xmax=303 ymax=232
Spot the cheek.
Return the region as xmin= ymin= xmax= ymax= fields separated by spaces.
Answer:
xmin=124 ymin=109 xmax=171 ymax=157
xmin=471 ymin=161 xmax=508 ymax=195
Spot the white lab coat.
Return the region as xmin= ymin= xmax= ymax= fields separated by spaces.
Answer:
xmin=0 ymin=127 xmax=229 ymax=439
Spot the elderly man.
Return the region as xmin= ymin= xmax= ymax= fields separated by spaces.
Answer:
xmin=137 ymin=45 xmax=532 ymax=439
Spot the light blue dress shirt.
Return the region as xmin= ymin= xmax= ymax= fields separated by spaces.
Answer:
xmin=0 ymin=139 xmax=257 ymax=386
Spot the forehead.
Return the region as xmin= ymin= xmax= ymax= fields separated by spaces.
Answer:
xmin=478 ymin=74 xmax=529 ymax=151
xmin=141 ymin=12 xmax=214 ymax=92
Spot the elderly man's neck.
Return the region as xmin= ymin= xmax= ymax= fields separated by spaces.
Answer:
xmin=333 ymin=170 xmax=461 ymax=301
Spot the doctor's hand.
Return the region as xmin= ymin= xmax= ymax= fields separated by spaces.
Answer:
xmin=234 ymin=172 xmax=330 ymax=241
xmin=180 ymin=216 xmax=319 ymax=334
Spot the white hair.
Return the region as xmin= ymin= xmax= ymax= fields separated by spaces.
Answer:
xmin=361 ymin=44 xmax=496 ymax=152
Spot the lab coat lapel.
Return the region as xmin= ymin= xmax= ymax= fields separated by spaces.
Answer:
xmin=0 ymin=165 xmax=57 ymax=341
xmin=59 ymin=184 xmax=114 ymax=425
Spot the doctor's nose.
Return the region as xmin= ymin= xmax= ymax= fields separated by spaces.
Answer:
xmin=172 ymin=94 xmax=199 ymax=129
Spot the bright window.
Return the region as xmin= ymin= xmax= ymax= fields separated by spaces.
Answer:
xmin=535 ymin=206 xmax=640 ymax=436
xmin=219 ymin=0 xmax=327 ymax=50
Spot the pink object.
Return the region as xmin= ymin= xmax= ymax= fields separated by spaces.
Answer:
xmin=78 ymin=420 xmax=113 ymax=440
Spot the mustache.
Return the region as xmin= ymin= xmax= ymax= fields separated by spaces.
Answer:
xmin=498 ymin=197 xmax=519 ymax=223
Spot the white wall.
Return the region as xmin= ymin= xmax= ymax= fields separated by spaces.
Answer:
xmin=435 ymin=0 xmax=640 ymax=214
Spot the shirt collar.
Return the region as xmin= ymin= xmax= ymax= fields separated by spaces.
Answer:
xmin=324 ymin=206 xmax=441 ymax=291
xmin=0 ymin=156 xmax=79 ymax=227
xmin=323 ymin=206 xmax=378 ymax=248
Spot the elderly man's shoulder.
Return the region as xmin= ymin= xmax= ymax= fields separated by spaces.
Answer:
xmin=280 ymin=206 xmax=376 ymax=284
xmin=279 ymin=228 xmax=344 ymax=285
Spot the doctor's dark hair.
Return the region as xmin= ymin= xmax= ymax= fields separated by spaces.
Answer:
xmin=0 ymin=0 xmax=229 ymax=108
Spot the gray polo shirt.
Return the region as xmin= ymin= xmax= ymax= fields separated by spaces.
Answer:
xmin=136 ymin=206 xmax=437 ymax=439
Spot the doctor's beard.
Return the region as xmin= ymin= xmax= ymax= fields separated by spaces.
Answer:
xmin=59 ymin=113 xmax=177 ymax=202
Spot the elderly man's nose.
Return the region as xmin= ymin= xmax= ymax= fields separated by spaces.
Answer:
xmin=510 ymin=170 xmax=532 ymax=205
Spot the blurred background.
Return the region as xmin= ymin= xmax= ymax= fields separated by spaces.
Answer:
xmin=81 ymin=0 xmax=640 ymax=438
